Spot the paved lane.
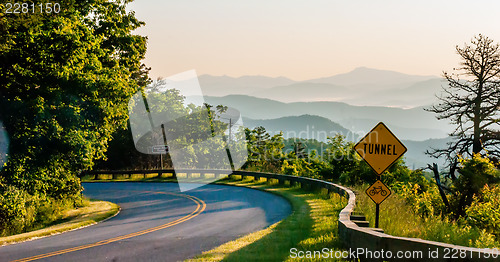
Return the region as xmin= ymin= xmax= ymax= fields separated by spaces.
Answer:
xmin=0 ymin=182 xmax=291 ymax=262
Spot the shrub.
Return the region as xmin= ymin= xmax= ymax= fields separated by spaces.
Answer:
xmin=0 ymin=184 xmax=81 ymax=236
xmin=398 ymin=183 xmax=446 ymax=217
xmin=465 ymin=184 xmax=500 ymax=237
xmin=281 ymin=158 xmax=327 ymax=179
xmin=0 ymin=185 xmax=37 ymax=236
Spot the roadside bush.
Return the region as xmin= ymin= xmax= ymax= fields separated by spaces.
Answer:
xmin=338 ymin=158 xmax=420 ymax=187
xmin=0 ymin=185 xmax=37 ymax=236
xmin=0 ymin=184 xmax=81 ymax=236
xmin=281 ymin=156 xmax=328 ymax=179
xmin=34 ymin=197 xmax=77 ymax=228
xmin=384 ymin=162 xmax=431 ymax=191
xmin=398 ymin=183 xmax=446 ymax=217
xmin=465 ymin=184 xmax=500 ymax=237
xmin=449 ymin=154 xmax=500 ymax=217
xmin=281 ymin=159 xmax=304 ymax=177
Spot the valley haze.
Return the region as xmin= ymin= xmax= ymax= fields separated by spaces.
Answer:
xmin=185 ymin=67 xmax=453 ymax=168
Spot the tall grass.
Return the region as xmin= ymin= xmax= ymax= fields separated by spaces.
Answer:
xmin=356 ymin=186 xmax=499 ymax=248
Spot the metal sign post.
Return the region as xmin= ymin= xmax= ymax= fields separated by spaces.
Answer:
xmin=355 ymin=122 xmax=406 ymax=228
xmin=365 ymin=179 xmax=391 ymax=227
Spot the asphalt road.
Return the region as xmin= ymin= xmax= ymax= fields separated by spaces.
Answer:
xmin=0 ymin=182 xmax=291 ymax=262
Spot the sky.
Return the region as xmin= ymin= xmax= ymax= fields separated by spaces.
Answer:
xmin=127 ymin=0 xmax=500 ymax=81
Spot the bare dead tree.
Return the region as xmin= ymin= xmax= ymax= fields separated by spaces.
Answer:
xmin=426 ymin=34 xmax=500 ymax=168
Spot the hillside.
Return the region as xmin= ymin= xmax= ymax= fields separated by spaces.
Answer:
xmin=402 ymin=138 xmax=451 ymax=169
xmin=243 ymin=115 xmax=355 ymax=141
xmin=249 ymin=82 xmax=348 ymax=103
xmin=203 ymin=95 xmax=452 ymax=141
xmin=340 ymin=78 xmax=446 ymax=108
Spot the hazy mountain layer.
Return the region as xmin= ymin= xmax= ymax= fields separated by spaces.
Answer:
xmin=309 ymin=67 xmax=436 ymax=87
xmin=199 ymin=67 xmax=443 ymax=108
xmin=402 ymin=138 xmax=451 ymax=169
xmin=203 ymin=95 xmax=452 ymax=140
xmin=199 ymin=74 xmax=295 ymax=96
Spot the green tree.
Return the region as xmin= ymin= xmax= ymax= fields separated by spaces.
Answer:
xmin=96 ymin=86 xmax=189 ymax=170
xmin=0 ymin=1 xmax=148 ymax=198
xmin=244 ymin=127 xmax=284 ymax=172
xmin=322 ymin=134 xmax=359 ymax=181
xmin=292 ymin=141 xmax=308 ymax=159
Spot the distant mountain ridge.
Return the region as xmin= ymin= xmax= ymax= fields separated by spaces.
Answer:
xmin=203 ymin=94 xmax=452 ymax=140
xmin=402 ymin=138 xmax=451 ymax=168
xmin=309 ymin=67 xmax=436 ymax=87
xmin=199 ymin=67 xmax=442 ymax=108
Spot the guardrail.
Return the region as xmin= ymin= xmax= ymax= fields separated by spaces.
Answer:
xmin=81 ymin=169 xmax=498 ymax=261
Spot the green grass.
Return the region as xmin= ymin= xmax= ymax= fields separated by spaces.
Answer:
xmin=186 ymin=177 xmax=348 ymax=262
xmin=355 ymin=186 xmax=500 ymax=248
xmin=0 ymin=199 xmax=120 ymax=246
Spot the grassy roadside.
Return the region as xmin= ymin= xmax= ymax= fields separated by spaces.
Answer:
xmin=0 ymin=199 xmax=120 ymax=246
xmin=186 ymin=177 xmax=348 ymax=262
xmin=354 ymin=185 xmax=500 ymax=248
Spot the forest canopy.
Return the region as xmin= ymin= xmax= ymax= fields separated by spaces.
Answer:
xmin=0 ymin=0 xmax=148 ymax=235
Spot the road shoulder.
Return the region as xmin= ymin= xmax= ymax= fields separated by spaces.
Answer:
xmin=0 ymin=200 xmax=120 ymax=246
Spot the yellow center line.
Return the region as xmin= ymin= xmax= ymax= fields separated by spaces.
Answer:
xmin=11 ymin=191 xmax=206 ymax=262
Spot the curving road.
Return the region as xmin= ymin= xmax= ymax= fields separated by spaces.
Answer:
xmin=0 ymin=182 xmax=291 ymax=262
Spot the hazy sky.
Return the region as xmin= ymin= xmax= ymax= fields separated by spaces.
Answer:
xmin=128 ymin=0 xmax=500 ymax=81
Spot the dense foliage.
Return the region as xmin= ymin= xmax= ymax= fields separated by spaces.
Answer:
xmin=0 ymin=1 xmax=148 ymax=235
xmin=466 ymin=184 xmax=500 ymax=239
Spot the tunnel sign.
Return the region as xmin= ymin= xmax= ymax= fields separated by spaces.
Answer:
xmin=366 ymin=180 xmax=391 ymax=204
xmin=354 ymin=122 xmax=407 ymax=175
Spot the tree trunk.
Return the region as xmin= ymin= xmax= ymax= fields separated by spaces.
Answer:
xmin=429 ymin=163 xmax=450 ymax=210
xmin=449 ymin=160 xmax=458 ymax=181
xmin=472 ymin=84 xmax=483 ymax=154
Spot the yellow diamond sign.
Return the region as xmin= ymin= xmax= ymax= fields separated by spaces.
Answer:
xmin=354 ymin=122 xmax=407 ymax=175
xmin=366 ymin=180 xmax=391 ymax=204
